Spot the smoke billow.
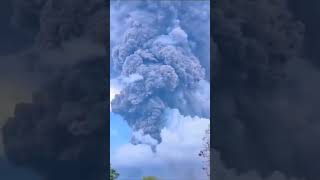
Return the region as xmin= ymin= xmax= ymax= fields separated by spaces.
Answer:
xmin=212 ymin=150 xmax=305 ymax=180
xmin=1 ymin=0 xmax=108 ymax=180
xmin=3 ymin=58 xmax=107 ymax=180
xmin=110 ymin=1 xmax=210 ymax=144
xmin=12 ymin=0 xmax=107 ymax=48
xmin=213 ymin=0 xmax=320 ymax=179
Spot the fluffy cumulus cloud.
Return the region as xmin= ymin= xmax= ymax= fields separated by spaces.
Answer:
xmin=112 ymin=108 xmax=209 ymax=180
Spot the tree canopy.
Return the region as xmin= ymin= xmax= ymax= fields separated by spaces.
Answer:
xmin=110 ymin=165 xmax=119 ymax=180
xmin=142 ymin=176 xmax=158 ymax=180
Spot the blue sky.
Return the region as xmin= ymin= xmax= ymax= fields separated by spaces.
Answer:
xmin=110 ymin=112 xmax=131 ymax=155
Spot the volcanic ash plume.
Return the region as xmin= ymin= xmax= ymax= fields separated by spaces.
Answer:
xmin=110 ymin=1 xmax=209 ymax=143
xmin=212 ymin=0 xmax=320 ymax=179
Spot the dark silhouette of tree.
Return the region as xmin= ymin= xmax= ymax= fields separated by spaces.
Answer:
xmin=199 ymin=125 xmax=210 ymax=177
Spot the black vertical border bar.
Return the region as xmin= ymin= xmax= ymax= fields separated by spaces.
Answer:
xmin=106 ymin=0 xmax=111 ymax=179
xmin=210 ymin=0 xmax=214 ymax=179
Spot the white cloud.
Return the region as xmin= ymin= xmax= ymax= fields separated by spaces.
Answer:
xmin=110 ymin=78 xmax=123 ymax=111
xmin=112 ymin=143 xmax=156 ymax=167
xmin=111 ymin=108 xmax=210 ymax=180
xmin=157 ymin=109 xmax=209 ymax=161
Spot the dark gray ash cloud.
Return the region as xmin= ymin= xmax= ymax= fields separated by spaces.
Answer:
xmin=1 ymin=0 xmax=108 ymax=180
xmin=12 ymin=0 xmax=107 ymax=48
xmin=3 ymin=58 xmax=107 ymax=180
xmin=213 ymin=0 xmax=320 ymax=179
xmin=110 ymin=1 xmax=210 ymax=144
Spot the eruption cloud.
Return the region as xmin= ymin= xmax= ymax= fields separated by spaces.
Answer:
xmin=1 ymin=0 xmax=108 ymax=179
xmin=110 ymin=1 xmax=210 ymax=144
xmin=212 ymin=0 xmax=320 ymax=179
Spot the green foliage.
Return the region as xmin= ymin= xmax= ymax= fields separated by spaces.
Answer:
xmin=110 ymin=165 xmax=119 ymax=180
xmin=142 ymin=176 xmax=158 ymax=180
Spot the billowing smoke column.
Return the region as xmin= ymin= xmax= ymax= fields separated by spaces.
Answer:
xmin=111 ymin=1 xmax=210 ymax=144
